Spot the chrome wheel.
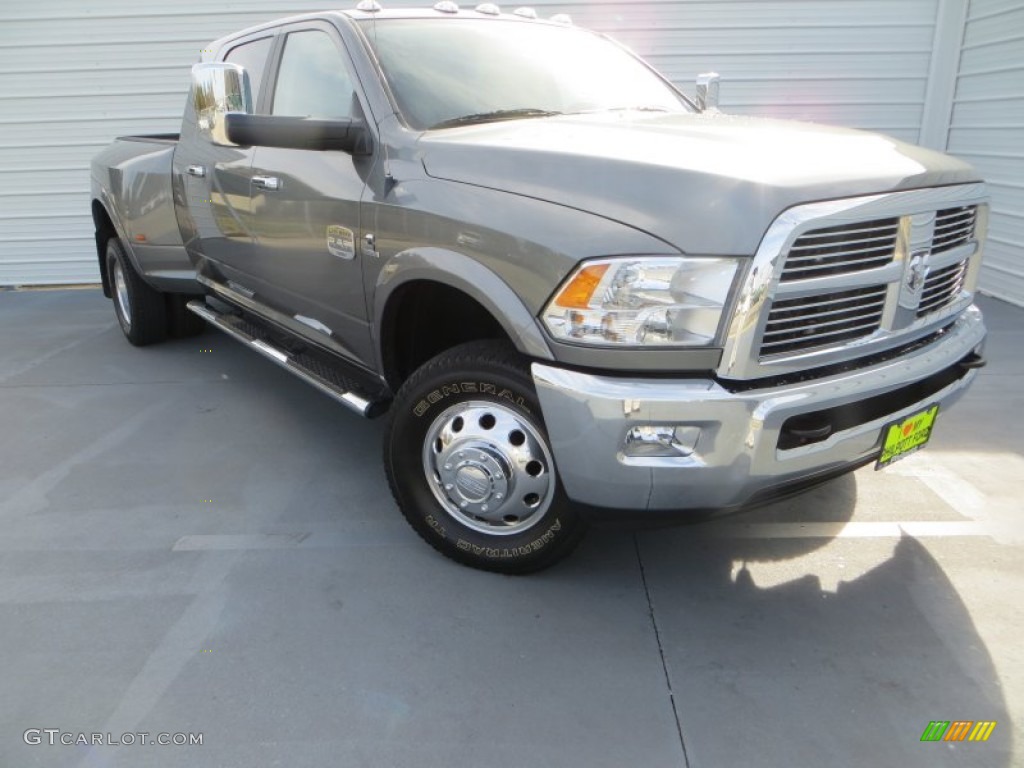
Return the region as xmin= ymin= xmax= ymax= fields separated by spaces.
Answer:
xmin=422 ymin=400 xmax=556 ymax=536
xmin=112 ymin=259 xmax=132 ymax=329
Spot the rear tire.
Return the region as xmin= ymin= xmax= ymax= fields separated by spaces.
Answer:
xmin=384 ymin=340 xmax=587 ymax=574
xmin=106 ymin=238 xmax=167 ymax=346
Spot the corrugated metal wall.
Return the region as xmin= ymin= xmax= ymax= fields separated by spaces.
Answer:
xmin=0 ymin=0 xmax=1016 ymax=305
xmin=947 ymin=0 xmax=1024 ymax=305
xmin=0 ymin=0 xmax=344 ymax=285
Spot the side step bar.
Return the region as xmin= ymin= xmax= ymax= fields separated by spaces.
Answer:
xmin=186 ymin=300 xmax=387 ymax=418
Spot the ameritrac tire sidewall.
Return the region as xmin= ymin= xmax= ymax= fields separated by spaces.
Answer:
xmin=388 ymin=360 xmax=580 ymax=571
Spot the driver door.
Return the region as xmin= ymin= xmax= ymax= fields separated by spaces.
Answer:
xmin=247 ymin=23 xmax=376 ymax=368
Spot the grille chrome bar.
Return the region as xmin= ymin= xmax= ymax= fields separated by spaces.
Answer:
xmin=780 ymin=217 xmax=898 ymax=283
xmin=789 ymin=233 xmax=898 ymax=252
xmin=760 ymin=286 xmax=887 ymax=356
xmin=916 ymin=261 xmax=967 ymax=317
xmin=760 ymin=320 xmax=882 ymax=354
xmin=782 ymin=256 xmax=892 ymax=276
xmin=932 ymin=206 xmax=977 ymax=254
xmin=764 ymin=298 xmax=886 ymax=328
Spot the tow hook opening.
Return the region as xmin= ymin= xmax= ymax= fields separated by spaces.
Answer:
xmin=777 ymin=353 xmax=976 ymax=451
xmin=959 ymin=352 xmax=986 ymax=370
xmin=782 ymin=415 xmax=833 ymax=446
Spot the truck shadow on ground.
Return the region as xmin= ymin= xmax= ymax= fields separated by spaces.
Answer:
xmin=582 ymin=474 xmax=1013 ymax=767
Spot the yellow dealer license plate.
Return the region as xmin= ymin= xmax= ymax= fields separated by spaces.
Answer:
xmin=876 ymin=404 xmax=940 ymax=470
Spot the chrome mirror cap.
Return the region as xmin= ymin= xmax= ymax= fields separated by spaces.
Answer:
xmin=695 ymin=72 xmax=720 ymax=113
xmin=191 ymin=62 xmax=253 ymax=147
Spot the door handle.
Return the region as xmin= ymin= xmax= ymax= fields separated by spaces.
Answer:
xmin=187 ymin=165 xmax=206 ymax=178
xmin=253 ymin=176 xmax=281 ymax=191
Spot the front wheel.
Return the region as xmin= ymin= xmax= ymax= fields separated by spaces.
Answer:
xmin=384 ymin=341 xmax=586 ymax=573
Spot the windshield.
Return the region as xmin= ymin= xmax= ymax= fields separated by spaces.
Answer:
xmin=358 ymin=18 xmax=692 ymax=130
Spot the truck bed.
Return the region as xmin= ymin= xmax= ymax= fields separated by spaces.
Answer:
xmin=90 ymin=135 xmax=197 ymax=292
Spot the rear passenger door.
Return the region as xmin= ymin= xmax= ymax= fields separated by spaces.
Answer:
xmin=247 ymin=23 xmax=376 ymax=368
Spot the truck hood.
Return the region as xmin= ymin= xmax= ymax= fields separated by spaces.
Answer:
xmin=419 ymin=111 xmax=980 ymax=256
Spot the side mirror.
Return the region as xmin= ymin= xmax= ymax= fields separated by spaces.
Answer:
xmin=191 ymin=62 xmax=253 ymax=146
xmin=224 ymin=114 xmax=371 ymax=155
xmin=695 ymin=72 xmax=720 ymax=113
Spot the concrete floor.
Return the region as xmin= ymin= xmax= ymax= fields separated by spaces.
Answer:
xmin=1 ymin=288 xmax=1021 ymax=768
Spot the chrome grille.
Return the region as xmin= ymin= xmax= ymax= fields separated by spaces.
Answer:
xmin=721 ymin=183 xmax=986 ymax=379
xmin=780 ymin=217 xmax=898 ymax=282
xmin=917 ymin=260 xmax=967 ymax=317
xmin=761 ymin=285 xmax=886 ymax=357
xmin=932 ymin=206 xmax=977 ymax=254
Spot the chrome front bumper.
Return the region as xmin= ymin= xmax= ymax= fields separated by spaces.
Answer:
xmin=532 ymin=306 xmax=985 ymax=512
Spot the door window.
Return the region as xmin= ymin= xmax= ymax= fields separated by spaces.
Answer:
xmin=224 ymin=36 xmax=274 ymax=104
xmin=271 ymin=30 xmax=355 ymax=119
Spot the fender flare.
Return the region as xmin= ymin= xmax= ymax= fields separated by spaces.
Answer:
xmin=372 ymin=247 xmax=555 ymax=365
xmin=92 ymin=191 xmax=143 ymax=292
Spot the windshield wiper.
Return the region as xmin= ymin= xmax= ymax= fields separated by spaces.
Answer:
xmin=430 ymin=108 xmax=562 ymax=130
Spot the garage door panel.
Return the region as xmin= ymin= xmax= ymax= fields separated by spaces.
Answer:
xmin=541 ymin=0 xmax=937 ymax=29
xmin=0 ymin=192 xmax=90 ymax=219
xmin=0 ymin=119 xmax=180 ymax=149
xmin=962 ymin=7 xmax=1024 ymax=48
xmin=950 ymin=97 xmax=1024 ymax=125
xmin=948 ymin=128 xmax=1024 ymax=155
xmin=0 ymin=215 xmax=92 ymax=241
xmin=951 ymin=69 xmax=1024 ymax=101
xmin=722 ymin=79 xmax=926 ymax=107
xmin=0 ymin=145 xmax=97 ymax=173
xmin=0 ymin=0 xmax=337 ymax=18
xmin=958 ymin=38 xmax=1024 ymax=75
xmin=3 ymin=93 xmax=187 ymax=121
xmin=649 ymin=52 xmax=932 ymax=82
xmin=0 ymin=69 xmax=188 ymax=99
xmin=977 ymin=245 xmax=1024 ymax=304
xmin=0 ymin=169 xmax=87 ymax=194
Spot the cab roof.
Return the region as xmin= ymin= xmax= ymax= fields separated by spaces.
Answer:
xmin=205 ymin=4 xmax=575 ymax=58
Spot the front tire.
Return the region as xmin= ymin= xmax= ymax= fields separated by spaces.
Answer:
xmin=106 ymin=238 xmax=167 ymax=346
xmin=384 ymin=341 xmax=586 ymax=573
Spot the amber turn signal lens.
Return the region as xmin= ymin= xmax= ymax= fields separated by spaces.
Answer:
xmin=553 ymin=263 xmax=609 ymax=308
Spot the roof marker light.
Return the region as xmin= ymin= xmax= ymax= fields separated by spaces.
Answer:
xmin=355 ymin=0 xmax=382 ymax=11
xmin=475 ymin=2 xmax=501 ymax=14
xmin=512 ymin=7 xmax=538 ymax=19
xmin=434 ymin=0 xmax=459 ymax=12
xmin=550 ymin=13 xmax=572 ymax=24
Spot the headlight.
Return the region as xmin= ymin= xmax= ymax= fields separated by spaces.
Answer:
xmin=542 ymin=256 xmax=740 ymax=346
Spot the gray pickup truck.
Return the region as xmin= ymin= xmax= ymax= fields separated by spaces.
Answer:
xmin=91 ymin=3 xmax=989 ymax=573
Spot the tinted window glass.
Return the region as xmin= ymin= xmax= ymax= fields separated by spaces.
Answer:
xmin=224 ymin=36 xmax=274 ymax=104
xmin=271 ymin=30 xmax=354 ymax=118
xmin=360 ymin=19 xmax=689 ymax=130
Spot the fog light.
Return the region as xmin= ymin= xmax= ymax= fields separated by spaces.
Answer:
xmin=623 ymin=425 xmax=701 ymax=458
